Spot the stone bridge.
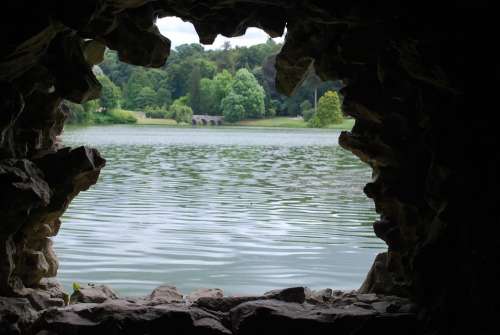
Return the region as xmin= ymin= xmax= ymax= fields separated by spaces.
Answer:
xmin=192 ymin=115 xmax=224 ymax=126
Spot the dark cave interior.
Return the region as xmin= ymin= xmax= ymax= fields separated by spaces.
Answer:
xmin=1 ymin=1 xmax=496 ymax=334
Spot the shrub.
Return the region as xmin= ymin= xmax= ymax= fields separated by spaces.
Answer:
xmin=145 ymin=106 xmax=169 ymax=119
xmin=96 ymin=109 xmax=137 ymax=124
xmin=308 ymin=91 xmax=342 ymax=127
xmin=174 ymin=105 xmax=193 ymax=124
xmin=302 ymin=108 xmax=315 ymax=122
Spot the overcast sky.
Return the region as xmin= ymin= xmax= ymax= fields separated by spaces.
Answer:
xmin=157 ymin=17 xmax=285 ymax=50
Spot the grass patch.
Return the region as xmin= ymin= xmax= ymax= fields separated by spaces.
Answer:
xmin=325 ymin=118 xmax=355 ymax=130
xmin=92 ymin=109 xmax=137 ymax=124
xmin=235 ymin=117 xmax=308 ymax=128
xmin=233 ymin=117 xmax=355 ymax=130
xmin=136 ymin=118 xmax=178 ymax=125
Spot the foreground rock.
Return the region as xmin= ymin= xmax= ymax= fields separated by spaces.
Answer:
xmin=69 ymin=284 xmax=119 ymax=304
xmin=26 ymin=285 xmax=418 ymax=335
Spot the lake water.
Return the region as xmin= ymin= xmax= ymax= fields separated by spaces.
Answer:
xmin=55 ymin=125 xmax=385 ymax=297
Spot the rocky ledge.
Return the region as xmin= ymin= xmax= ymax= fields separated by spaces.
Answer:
xmin=1 ymin=282 xmax=419 ymax=335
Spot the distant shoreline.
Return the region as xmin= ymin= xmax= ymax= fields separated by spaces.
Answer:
xmin=135 ymin=116 xmax=354 ymax=130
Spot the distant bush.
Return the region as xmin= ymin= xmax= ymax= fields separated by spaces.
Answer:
xmin=302 ymin=108 xmax=315 ymax=122
xmin=93 ymin=109 xmax=137 ymax=124
xmin=308 ymin=91 xmax=342 ymax=128
xmin=265 ymin=107 xmax=277 ymax=118
xmin=173 ymin=105 xmax=193 ymax=124
xmin=108 ymin=109 xmax=137 ymax=124
xmin=145 ymin=106 xmax=169 ymax=119
xmin=300 ymin=100 xmax=312 ymax=113
xmin=169 ymin=98 xmax=193 ymax=124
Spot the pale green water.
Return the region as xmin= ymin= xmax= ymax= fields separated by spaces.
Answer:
xmin=55 ymin=125 xmax=385 ymax=296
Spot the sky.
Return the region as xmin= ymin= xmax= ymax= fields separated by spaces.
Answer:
xmin=156 ymin=17 xmax=285 ymax=50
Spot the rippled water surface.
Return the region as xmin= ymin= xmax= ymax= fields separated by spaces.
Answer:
xmin=56 ymin=125 xmax=385 ymax=296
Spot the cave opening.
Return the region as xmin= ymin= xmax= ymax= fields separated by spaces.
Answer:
xmin=52 ymin=17 xmax=385 ymax=297
xmin=1 ymin=2 xmax=491 ymax=335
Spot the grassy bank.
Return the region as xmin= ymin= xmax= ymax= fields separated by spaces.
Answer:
xmin=115 ymin=113 xmax=356 ymax=130
xmin=136 ymin=118 xmax=178 ymax=125
xmin=234 ymin=117 xmax=355 ymax=130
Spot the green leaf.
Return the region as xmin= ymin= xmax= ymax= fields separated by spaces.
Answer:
xmin=72 ymin=282 xmax=81 ymax=292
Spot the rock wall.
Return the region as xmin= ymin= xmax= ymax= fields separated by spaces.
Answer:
xmin=1 ymin=1 xmax=496 ymax=334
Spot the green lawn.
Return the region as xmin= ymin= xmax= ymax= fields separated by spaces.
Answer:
xmin=234 ymin=117 xmax=355 ymax=130
xmin=136 ymin=118 xmax=177 ymax=125
xmin=133 ymin=113 xmax=355 ymax=130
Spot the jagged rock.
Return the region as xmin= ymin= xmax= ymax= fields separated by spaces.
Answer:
xmin=264 ymin=287 xmax=306 ymax=303
xmin=195 ymin=296 xmax=262 ymax=313
xmin=145 ymin=285 xmax=184 ymax=304
xmin=187 ymin=288 xmax=224 ymax=303
xmin=70 ymin=284 xmax=119 ymax=304
xmin=0 ymin=297 xmax=38 ymax=334
xmin=31 ymin=300 xmax=231 ymax=335
xmin=0 ymin=1 xmax=493 ymax=334
xmin=305 ymin=288 xmax=333 ymax=304
xmin=229 ymin=299 xmax=418 ymax=335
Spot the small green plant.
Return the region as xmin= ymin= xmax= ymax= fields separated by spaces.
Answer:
xmin=72 ymin=282 xmax=81 ymax=292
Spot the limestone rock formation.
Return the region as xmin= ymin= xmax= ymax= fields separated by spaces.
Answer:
xmin=0 ymin=1 xmax=495 ymax=334
xmin=25 ymin=285 xmax=417 ymax=335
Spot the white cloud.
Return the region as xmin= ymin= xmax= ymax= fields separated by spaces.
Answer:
xmin=156 ymin=17 xmax=285 ymax=50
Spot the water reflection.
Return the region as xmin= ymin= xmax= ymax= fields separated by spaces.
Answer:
xmin=55 ymin=126 xmax=385 ymax=296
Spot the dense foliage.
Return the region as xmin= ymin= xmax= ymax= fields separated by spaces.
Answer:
xmin=66 ymin=39 xmax=343 ymax=126
xmin=308 ymin=91 xmax=343 ymax=128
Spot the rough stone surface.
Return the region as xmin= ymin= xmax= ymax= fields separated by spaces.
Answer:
xmin=0 ymin=297 xmax=39 ymax=335
xmin=133 ymin=284 xmax=185 ymax=306
xmin=187 ymin=288 xmax=224 ymax=303
xmin=70 ymin=284 xmax=119 ymax=304
xmin=0 ymin=1 xmax=495 ymax=334
xmin=23 ymin=285 xmax=416 ymax=335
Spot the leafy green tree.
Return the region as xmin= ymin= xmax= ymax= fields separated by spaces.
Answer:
xmin=212 ymin=70 xmax=233 ymax=114
xmin=229 ymin=68 xmax=265 ymax=119
xmin=123 ymin=69 xmax=151 ymax=110
xmin=221 ymin=92 xmax=245 ymax=122
xmin=300 ymin=100 xmax=312 ymax=113
xmin=156 ymin=86 xmax=172 ymax=108
xmin=169 ymin=97 xmax=193 ymax=124
xmin=188 ymin=65 xmax=202 ymax=114
xmin=97 ymin=75 xmax=121 ymax=109
xmin=199 ymin=78 xmax=217 ymax=115
xmin=300 ymin=100 xmax=315 ymax=122
xmin=308 ymin=91 xmax=342 ymax=127
xmin=135 ymin=87 xmax=157 ymax=109
xmin=302 ymin=109 xmax=315 ymax=122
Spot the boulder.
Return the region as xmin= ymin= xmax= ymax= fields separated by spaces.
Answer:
xmin=187 ymin=288 xmax=224 ymax=303
xmin=69 ymin=284 xmax=118 ymax=304
xmin=144 ymin=285 xmax=184 ymax=305
xmin=32 ymin=299 xmax=231 ymax=335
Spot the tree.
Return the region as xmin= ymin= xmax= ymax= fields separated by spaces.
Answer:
xmin=123 ymin=69 xmax=151 ymax=110
xmin=97 ymin=75 xmax=121 ymax=109
xmin=309 ymin=91 xmax=342 ymax=127
xmin=188 ymin=65 xmax=202 ymax=114
xmin=156 ymin=86 xmax=172 ymax=108
xmin=212 ymin=70 xmax=233 ymax=114
xmin=300 ymin=100 xmax=312 ymax=113
xmin=199 ymin=78 xmax=217 ymax=115
xmin=229 ymin=68 xmax=265 ymax=119
xmin=134 ymin=87 xmax=157 ymax=109
xmin=169 ymin=97 xmax=193 ymax=124
xmin=221 ymin=92 xmax=245 ymax=122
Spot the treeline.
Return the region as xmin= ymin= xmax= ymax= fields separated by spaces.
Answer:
xmin=67 ymin=39 xmax=343 ymax=126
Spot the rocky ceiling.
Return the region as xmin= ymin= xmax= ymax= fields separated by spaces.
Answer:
xmin=0 ymin=1 xmax=496 ymax=334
